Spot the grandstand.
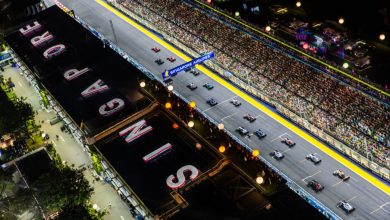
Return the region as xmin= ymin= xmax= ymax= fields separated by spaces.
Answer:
xmin=113 ymin=0 xmax=390 ymax=169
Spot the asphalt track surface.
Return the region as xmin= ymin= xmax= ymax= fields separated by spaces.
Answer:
xmin=56 ymin=0 xmax=390 ymax=219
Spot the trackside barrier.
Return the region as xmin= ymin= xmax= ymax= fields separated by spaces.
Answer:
xmin=106 ymin=0 xmax=390 ymax=181
xmin=71 ymin=6 xmax=342 ymax=220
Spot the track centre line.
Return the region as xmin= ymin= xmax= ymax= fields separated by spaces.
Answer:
xmin=95 ymin=0 xmax=390 ymax=195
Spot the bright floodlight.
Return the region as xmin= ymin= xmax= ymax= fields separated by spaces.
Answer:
xmin=256 ymin=176 xmax=264 ymax=184
xmin=219 ymin=146 xmax=226 ymax=153
xmin=338 ymin=18 xmax=344 ymax=24
xmin=235 ymin=11 xmax=240 ymax=17
xmin=188 ymin=121 xmax=194 ymax=128
xmin=189 ymin=101 xmax=196 ymax=108
xmin=195 ymin=143 xmax=202 ymax=150
xmin=165 ymin=102 xmax=172 ymax=109
xmin=218 ymin=123 xmax=224 ymax=130
xmin=296 ymin=1 xmax=301 ymax=7
xmin=342 ymin=62 xmax=349 ymax=69
xmin=167 ymin=85 xmax=173 ymax=91
xmin=265 ymin=26 xmax=271 ymax=32
xmin=252 ymin=149 xmax=259 ymax=157
xmin=379 ymin=34 xmax=386 ymax=41
xmin=140 ymin=81 xmax=146 ymax=88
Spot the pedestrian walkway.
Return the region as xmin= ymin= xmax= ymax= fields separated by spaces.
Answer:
xmin=1 ymin=66 xmax=134 ymax=220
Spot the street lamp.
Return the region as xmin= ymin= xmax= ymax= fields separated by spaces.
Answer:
xmin=219 ymin=146 xmax=226 ymax=153
xmin=338 ymin=18 xmax=344 ymax=24
xmin=296 ymin=1 xmax=301 ymax=7
xmin=379 ymin=34 xmax=386 ymax=41
xmin=217 ymin=123 xmax=224 ymax=130
xmin=342 ymin=62 xmax=349 ymax=69
xmin=189 ymin=101 xmax=196 ymax=108
xmin=235 ymin=11 xmax=240 ymax=17
xmin=165 ymin=102 xmax=172 ymax=109
xmin=195 ymin=143 xmax=202 ymax=150
xmin=252 ymin=149 xmax=259 ymax=157
xmin=139 ymin=81 xmax=146 ymax=88
xmin=256 ymin=176 xmax=264 ymax=184
xmin=265 ymin=26 xmax=271 ymax=32
xmin=167 ymin=85 xmax=173 ymax=91
xmin=188 ymin=121 xmax=194 ymax=128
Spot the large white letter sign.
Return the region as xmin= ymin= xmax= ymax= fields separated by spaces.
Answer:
xmin=98 ymin=98 xmax=125 ymax=117
xmin=81 ymin=79 xmax=109 ymax=98
xmin=43 ymin=44 xmax=66 ymax=59
xmin=64 ymin=68 xmax=90 ymax=81
xmin=19 ymin=21 xmax=41 ymax=35
xmin=119 ymin=119 xmax=153 ymax=143
xmin=31 ymin=31 xmax=53 ymax=47
xmin=166 ymin=165 xmax=199 ymax=190
xmin=143 ymin=143 xmax=172 ymax=163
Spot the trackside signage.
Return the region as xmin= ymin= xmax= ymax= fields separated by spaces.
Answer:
xmin=162 ymin=51 xmax=214 ymax=79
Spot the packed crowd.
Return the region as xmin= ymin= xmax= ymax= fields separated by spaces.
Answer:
xmin=113 ymin=0 xmax=389 ymax=168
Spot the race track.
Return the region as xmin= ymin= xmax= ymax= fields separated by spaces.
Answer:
xmin=55 ymin=0 xmax=390 ymax=219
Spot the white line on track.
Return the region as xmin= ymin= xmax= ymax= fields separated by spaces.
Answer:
xmin=370 ymin=202 xmax=390 ymax=214
xmin=120 ymin=216 xmax=125 ymax=220
xmin=346 ymin=195 xmax=358 ymax=202
xmin=255 ymin=114 xmax=265 ymax=119
xmin=18 ymin=81 xmax=23 ymax=87
xmin=221 ymin=113 xmax=236 ymax=121
xmin=59 ymin=135 xmax=65 ymax=142
xmin=202 ymin=97 xmax=233 ymax=113
xmin=302 ymin=170 xmax=322 ymax=182
xmin=331 ymin=180 xmax=343 ymax=187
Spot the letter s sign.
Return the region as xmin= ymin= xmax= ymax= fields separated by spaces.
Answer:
xmin=166 ymin=165 xmax=199 ymax=189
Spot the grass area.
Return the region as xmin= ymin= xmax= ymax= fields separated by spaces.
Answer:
xmin=39 ymin=88 xmax=49 ymax=108
xmin=46 ymin=144 xmax=62 ymax=167
xmin=91 ymin=153 xmax=103 ymax=174
xmin=26 ymin=134 xmax=45 ymax=150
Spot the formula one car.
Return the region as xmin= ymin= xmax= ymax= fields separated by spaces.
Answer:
xmin=333 ymin=169 xmax=350 ymax=181
xmin=337 ymin=200 xmax=355 ymax=214
xmin=305 ymin=153 xmax=322 ymax=164
xmin=281 ymin=137 xmax=295 ymax=147
xmin=254 ymin=129 xmax=267 ymax=139
xmin=236 ymin=127 xmax=249 ymax=136
xmin=167 ymin=56 xmax=176 ymax=62
xmin=269 ymin=150 xmax=284 ymax=160
xmin=307 ymin=179 xmax=324 ymax=192
xmin=243 ymin=114 xmax=256 ymax=122
xmin=230 ymin=98 xmax=241 ymax=107
xmin=190 ymin=69 xmax=200 ymax=76
xmin=203 ymin=83 xmax=214 ymax=90
xmin=187 ymin=83 xmax=198 ymax=90
xmin=207 ymin=98 xmax=218 ymax=106
xmin=155 ymin=58 xmax=164 ymax=65
xmin=151 ymin=47 xmax=161 ymax=52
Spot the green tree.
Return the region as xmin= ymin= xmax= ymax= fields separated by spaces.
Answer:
xmin=32 ymin=166 xmax=93 ymax=213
